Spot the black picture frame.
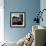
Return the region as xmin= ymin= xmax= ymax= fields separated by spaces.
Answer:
xmin=10 ymin=12 xmax=25 ymax=28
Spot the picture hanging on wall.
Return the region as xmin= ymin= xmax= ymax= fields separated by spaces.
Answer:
xmin=10 ymin=12 xmax=25 ymax=28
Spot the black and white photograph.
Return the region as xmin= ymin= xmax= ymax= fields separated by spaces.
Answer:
xmin=10 ymin=12 xmax=25 ymax=27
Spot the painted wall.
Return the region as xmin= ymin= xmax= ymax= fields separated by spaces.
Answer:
xmin=40 ymin=0 xmax=46 ymax=27
xmin=40 ymin=0 xmax=46 ymax=26
xmin=4 ymin=0 xmax=40 ymax=42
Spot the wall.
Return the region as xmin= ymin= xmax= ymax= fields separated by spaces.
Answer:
xmin=4 ymin=0 xmax=40 ymax=42
xmin=40 ymin=0 xmax=46 ymax=27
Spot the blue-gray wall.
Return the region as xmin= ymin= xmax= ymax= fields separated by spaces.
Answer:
xmin=4 ymin=0 xmax=40 ymax=42
xmin=40 ymin=0 xmax=46 ymax=27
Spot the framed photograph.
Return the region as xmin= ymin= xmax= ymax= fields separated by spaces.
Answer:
xmin=10 ymin=12 xmax=25 ymax=28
